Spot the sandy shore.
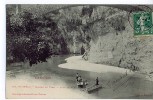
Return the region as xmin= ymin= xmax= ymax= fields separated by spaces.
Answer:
xmin=59 ymin=56 xmax=153 ymax=83
xmin=58 ymin=56 xmax=133 ymax=74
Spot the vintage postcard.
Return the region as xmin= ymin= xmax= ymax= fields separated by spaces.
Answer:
xmin=6 ymin=5 xmax=153 ymax=99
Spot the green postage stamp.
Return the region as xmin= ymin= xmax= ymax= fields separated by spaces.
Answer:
xmin=133 ymin=12 xmax=153 ymax=35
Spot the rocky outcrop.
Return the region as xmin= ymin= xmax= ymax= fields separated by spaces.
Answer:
xmin=88 ymin=19 xmax=153 ymax=73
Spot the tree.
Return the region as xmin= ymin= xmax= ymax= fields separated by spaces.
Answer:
xmin=7 ymin=9 xmax=69 ymax=66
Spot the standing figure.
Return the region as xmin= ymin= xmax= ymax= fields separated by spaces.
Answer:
xmin=96 ymin=77 xmax=99 ymax=85
xmin=81 ymin=45 xmax=85 ymax=55
xmin=76 ymin=73 xmax=79 ymax=81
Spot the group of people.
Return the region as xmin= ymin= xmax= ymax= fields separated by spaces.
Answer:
xmin=76 ymin=73 xmax=88 ymax=87
xmin=76 ymin=73 xmax=99 ymax=87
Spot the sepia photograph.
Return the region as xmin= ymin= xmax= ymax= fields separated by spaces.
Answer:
xmin=6 ymin=4 xmax=153 ymax=99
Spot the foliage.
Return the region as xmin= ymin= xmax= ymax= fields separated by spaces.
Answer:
xmin=6 ymin=10 xmax=69 ymax=66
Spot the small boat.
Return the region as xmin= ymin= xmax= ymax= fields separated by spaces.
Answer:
xmin=76 ymin=81 xmax=102 ymax=93
xmin=86 ymin=84 xmax=102 ymax=93
xmin=76 ymin=76 xmax=102 ymax=93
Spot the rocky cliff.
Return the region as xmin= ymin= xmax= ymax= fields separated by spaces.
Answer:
xmin=88 ymin=14 xmax=153 ymax=73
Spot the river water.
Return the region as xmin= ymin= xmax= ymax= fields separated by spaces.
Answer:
xmin=6 ymin=55 xmax=153 ymax=99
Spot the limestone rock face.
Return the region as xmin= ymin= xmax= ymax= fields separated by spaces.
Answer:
xmin=88 ymin=20 xmax=153 ymax=73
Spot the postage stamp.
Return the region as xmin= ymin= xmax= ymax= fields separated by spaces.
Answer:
xmin=133 ymin=11 xmax=153 ymax=35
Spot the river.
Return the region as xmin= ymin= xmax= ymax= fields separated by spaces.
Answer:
xmin=6 ymin=55 xmax=153 ymax=99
